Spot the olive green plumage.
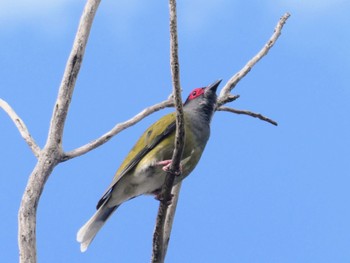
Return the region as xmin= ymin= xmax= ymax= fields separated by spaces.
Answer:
xmin=77 ymin=80 xmax=221 ymax=252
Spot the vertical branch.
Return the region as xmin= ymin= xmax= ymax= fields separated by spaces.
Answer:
xmin=152 ymin=0 xmax=184 ymax=262
xmin=18 ymin=1 xmax=101 ymax=262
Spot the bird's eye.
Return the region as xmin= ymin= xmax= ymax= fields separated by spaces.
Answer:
xmin=187 ymin=87 xmax=205 ymax=102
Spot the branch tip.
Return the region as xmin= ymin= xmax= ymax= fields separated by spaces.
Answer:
xmin=217 ymin=11 xmax=291 ymax=104
xmin=218 ymin=106 xmax=278 ymax=126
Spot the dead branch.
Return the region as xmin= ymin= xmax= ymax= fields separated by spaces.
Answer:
xmin=63 ymin=99 xmax=173 ymax=161
xmin=217 ymin=106 xmax=278 ymax=126
xmin=217 ymin=12 xmax=291 ymax=107
xmin=0 ymin=99 xmax=41 ymax=157
xmin=162 ymin=182 xmax=182 ymax=257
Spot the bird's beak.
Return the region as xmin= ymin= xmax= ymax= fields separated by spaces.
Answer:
xmin=206 ymin=79 xmax=222 ymax=93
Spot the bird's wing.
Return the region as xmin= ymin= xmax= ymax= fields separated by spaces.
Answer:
xmin=96 ymin=113 xmax=176 ymax=209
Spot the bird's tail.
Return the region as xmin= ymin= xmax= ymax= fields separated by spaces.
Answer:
xmin=77 ymin=204 xmax=118 ymax=252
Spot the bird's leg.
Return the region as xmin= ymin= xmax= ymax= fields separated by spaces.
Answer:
xmin=155 ymin=160 xmax=182 ymax=175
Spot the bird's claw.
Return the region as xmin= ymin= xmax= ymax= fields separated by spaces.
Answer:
xmin=155 ymin=160 xmax=182 ymax=176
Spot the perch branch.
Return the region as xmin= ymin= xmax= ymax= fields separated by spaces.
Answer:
xmin=63 ymin=99 xmax=173 ymax=161
xmin=152 ymin=0 xmax=184 ymax=262
xmin=0 ymin=99 xmax=41 ymax=157
xmin=217 ymin=106 xmax=278 ymax=126
xmin=217 ymin=12 xmax=290 ymax=107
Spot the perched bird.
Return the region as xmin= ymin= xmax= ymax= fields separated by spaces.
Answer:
xmin=77 ymin=79 xmax=221 ymax=252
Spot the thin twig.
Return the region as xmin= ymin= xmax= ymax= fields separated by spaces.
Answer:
xmin=217 ymin=12 xmax=291 ymax=107
xmin=217 ymin=106 xmax=278 ymax=126
xmin=0 ymin=99 xmax=41 ymax=157
xmin=152 ymin=0 xmax=183 ymax=262
xmin=63 ymin=99 xmax=173 ymax=161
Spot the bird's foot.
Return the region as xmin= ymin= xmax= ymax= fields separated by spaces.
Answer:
xmin=155 ymin=160 xmax=182 ymax=176
xmin=156 ymin=160 xmax=172 ymax=171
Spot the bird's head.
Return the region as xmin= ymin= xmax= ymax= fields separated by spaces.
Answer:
xmin=183 ymin=79 xmax=221 ymax=122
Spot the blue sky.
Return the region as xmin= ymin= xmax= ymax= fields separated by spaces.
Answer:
xmin=1 ymin=0 xmax=350 ymax=262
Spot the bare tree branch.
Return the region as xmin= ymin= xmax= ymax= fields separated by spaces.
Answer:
xmin=0 ymin=99 xmax=41 ymax=157
xmin=63 ymin=99 xmax=173 ymax=161
xmin=18 ymin=1 xmax=101 ymax=262
xmin=162 ymin=182 xmax=182 ymax=258
xmin=152 ymin=0 xmax=184 ymax=262
xmin=217 ymin=12 xmax=291 ymax=107
xmin=47 ymin=2 xmax=101 ymax=147
xmin=217 ymin=106 xmax=278 ymax=126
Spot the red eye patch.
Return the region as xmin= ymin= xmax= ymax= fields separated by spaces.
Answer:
xmin=188 ymin=88 xmax=205 ymax=100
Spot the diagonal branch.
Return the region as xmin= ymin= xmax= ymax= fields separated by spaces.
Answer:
xmin=217 ymin=12 xmax=291 ymax=107
xmin=152 ymin=0 xmax=184 ymax=262
xmin=63 ymin=99 xmax=173 ymax=161
xmin=217 ymin=106 xmax=278 ymax=126
xmin=46 ymin=0 xmax=101 ymax=151
xmin=0 ymin=99 xmax=41 ymax=157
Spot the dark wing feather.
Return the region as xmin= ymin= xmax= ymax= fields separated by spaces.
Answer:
xmin=96 ymin=114 xmax=176 ymax=209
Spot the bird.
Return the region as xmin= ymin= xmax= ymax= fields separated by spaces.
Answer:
xmin=77 ymin=79 xmax=221 ymax=252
